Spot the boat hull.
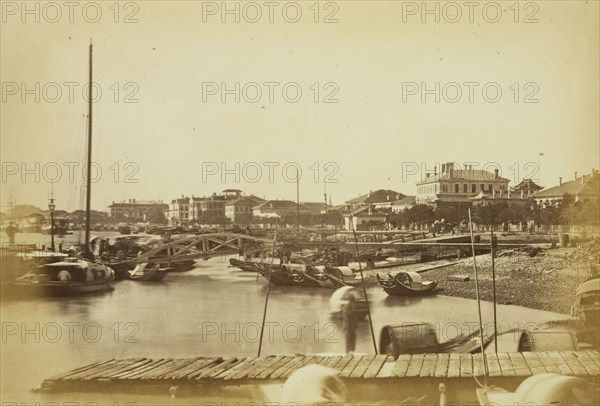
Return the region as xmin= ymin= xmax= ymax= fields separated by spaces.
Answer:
xmin=12 ymin=279 xmax=113 ymax=297
xmin=377 ymin=275 xmax=438 ymax=297
xmin=229 ymin=258 xmax=260 ymax=272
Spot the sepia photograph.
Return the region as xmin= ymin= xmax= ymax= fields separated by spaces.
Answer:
xmin=1 ymin=1 xmax=599 ymax=405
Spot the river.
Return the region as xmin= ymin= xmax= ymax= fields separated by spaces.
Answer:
xmin=1 ymin=232 xmax=569 ymax=405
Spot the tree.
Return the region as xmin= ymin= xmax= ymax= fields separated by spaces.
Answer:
xmin=404 ymin=205 xmax=434 ymax=229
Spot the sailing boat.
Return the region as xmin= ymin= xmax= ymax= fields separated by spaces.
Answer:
xmin=14 ymin=41 xmax=115 ymax=296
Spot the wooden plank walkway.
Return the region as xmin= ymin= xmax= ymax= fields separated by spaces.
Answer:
xmin=40 ymin=351 xmax=599 ymax=391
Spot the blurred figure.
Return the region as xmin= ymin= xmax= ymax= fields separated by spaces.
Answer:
xmin=5 ymin=221 xmax=17 ymax=244
xmin=342 ymin=295 xmax=357 ymax=353
xmin=281 ymin=364 xmax=347 ymax=405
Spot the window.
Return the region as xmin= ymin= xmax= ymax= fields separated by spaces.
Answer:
xmin=454 ymin=184 xmax=459 ymax=193
xmin=472 ymin=184 xmax=476 ymax=193
xmin=480 ymin=184 xmax=484 ymax=191
xmin=463 ymin=184 xmax=467 ymax=193
xmin=489 ymin=184 xmax=493 ymax=191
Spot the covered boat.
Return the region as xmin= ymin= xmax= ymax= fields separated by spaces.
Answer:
xmin=376 ymin=271 xmax=438 ymax=296
xmin=13 ymin=259 xmax=114 ymax=296
xmin=323 ymin=266 xmax=359 ymax=287
xmin=282 ymin=263 xmax=330 ymax=288
xmin=256 ymin=264 xmax=295 ymax=286
xmin=571 ymin=277 xmax=600 ymax=327
xmin=229 ymin=257 xmax=279 ymax=273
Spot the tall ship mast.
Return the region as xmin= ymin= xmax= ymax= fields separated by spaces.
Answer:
xmin=84 ymin=39 xmax=93 ymax=254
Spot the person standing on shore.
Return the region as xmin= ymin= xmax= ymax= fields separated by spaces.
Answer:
xmin=342 ymin=295 xmax=357 ymax=354
xmin=5 ymin=222 xmax=17 ymax=244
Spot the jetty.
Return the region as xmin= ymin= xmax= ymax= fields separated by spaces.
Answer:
xmin=38 ymin=351 xmax=600 ymax=402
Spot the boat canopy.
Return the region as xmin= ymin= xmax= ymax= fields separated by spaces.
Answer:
xmin=405 ymin=271 xmax=422 ymax=283
xmin=336 ymin=266 xmax=354 ymax=277
xmin=575 ymin=278 xmax=600 ymax=296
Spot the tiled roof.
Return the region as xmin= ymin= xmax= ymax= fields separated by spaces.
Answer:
xmin=345 ymin=189 xmax=404 ymax=205
xmin=512 ymin=178 xmax=544 ymax=192
xmin=533 ymin=174 xmax=599 ymax=199
xmin=300 ymin=202 xmax=330 ymax=212
xmin=391 ymin=196 xmax=416 ymax=206
xmin=416 ymin=170 xmax=509 ymax=185
xmin=253 ymin=200 xmax=309 ymax=211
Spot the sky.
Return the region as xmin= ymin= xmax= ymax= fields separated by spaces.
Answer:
xmin=1 ymin=0 xmax=599 ymax=212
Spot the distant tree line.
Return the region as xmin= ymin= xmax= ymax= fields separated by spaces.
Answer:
xmin=387 ymin=193 xmax=598 ymax=231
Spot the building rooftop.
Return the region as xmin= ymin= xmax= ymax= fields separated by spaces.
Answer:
xmin=512 ymin=178 xmax=544 ymax=192
xmin=391 ymin=196 xmax=416 ymax=206
xmin=253 ymin=200 xmax=309 ymax=211
xmin=110 ymin=200 xmax=166 ymax=207
xmin=416 ymin=169 xmax=509 ymax=185
xmin=533 ymin=172 xmax=599 ymax=199
xmin=300 ymin=202 xmax=330 ymax=212
xmin=225 ymin=196 xmax=265 ymax=207
xmin=345 ymin=189 xmax=405 ymax=205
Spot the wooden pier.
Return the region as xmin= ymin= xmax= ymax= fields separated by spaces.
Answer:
xmin=40 ymin=351 xmax=600 ymax=397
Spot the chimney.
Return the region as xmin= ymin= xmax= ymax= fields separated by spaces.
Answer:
xmin=559 ymin=177 xmax=563 ymax=185
xmin=575 ymin=171 xmax=578 ymax=180
xmin=441 ymin=164 xmax=446 ymax=174
xmin=494 ymin=169 xmax=499 ymax=179
xmin=434 ymin=166 xmax=437 ymax=176
xmin=581 ymin=176 xmax=585 ymax=185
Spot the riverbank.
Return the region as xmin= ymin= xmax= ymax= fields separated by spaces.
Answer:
xmin=423 ymin=240 xmax=599 ymax=314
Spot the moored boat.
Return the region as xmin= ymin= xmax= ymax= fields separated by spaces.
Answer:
xmin=256 ymin=264 xmax=296 ymax=286
xmin=377 ymin=271 xmax=438 ymax=296
xmin=12 ymin=259 xmax=114 ymax=296
xmin=571 ymin=276 xmax=599 ymax=327
xmin=282 ymin=263 xmax=329 ymax=288
xmin=322 ymin=266 xmax=360 ymax=288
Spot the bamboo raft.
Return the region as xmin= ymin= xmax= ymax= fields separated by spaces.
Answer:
xmin=39 ymin=351 xmax=599 ymax=394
